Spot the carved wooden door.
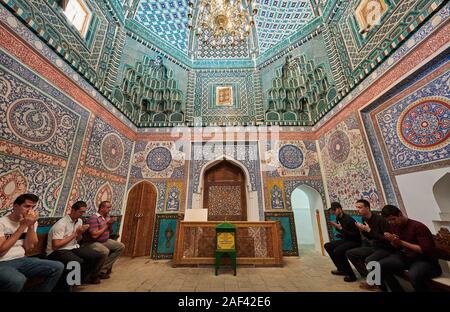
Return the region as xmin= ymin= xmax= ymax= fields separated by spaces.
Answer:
xmin=203 ymin=161 xmax=247 ymax=221
xmin=122 ymin=182 xmax=157 ymax=257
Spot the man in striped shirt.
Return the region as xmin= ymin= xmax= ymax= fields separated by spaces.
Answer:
xmin=84 ymin=201 xmax=124 ymax=279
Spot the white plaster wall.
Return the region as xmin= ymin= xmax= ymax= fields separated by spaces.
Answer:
xmin=292 ymin=189 xmax=315 ymax=245
xmin=309 ymin=189 xmax=330 ymax=250
xmin=395 ymin=167 xmax=450 ymax=233
xmin=292 ymin=185 xmax=329 ymax=253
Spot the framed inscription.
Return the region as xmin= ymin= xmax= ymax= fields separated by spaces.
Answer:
xmin=216 ymin=86 xmax=233 ymax=107
xmin=217 ymin=232 xmax=235 ymax=250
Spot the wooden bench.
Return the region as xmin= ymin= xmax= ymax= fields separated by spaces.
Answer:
xmin=429 ymin=228 xmax=450 ymax=291
xmin=397 ymin=228 xmax=450 ymax=291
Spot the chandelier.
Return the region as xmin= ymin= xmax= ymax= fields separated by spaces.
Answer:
xmin=188 ymin=0 xmax=258 ymax=48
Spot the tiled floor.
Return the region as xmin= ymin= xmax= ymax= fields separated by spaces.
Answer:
xmin=79 ymin=249 xmax=371 ymax=292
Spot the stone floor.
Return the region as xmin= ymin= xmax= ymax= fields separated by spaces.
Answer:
xmin=78 ymin=249 xmax=371 ymax=292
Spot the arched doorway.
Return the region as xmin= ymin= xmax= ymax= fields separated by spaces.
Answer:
xmin=290 ymin=185 xmax=328 ymax=253
xmin=121 ymin=181 xmax=157 ymax=257
xmin=203 ymin=160 xmax=247 ymax=221
xmin=433 ymin=173 xmax=450 ymax=220
xmin=291 ymin=188 xmax=315 ymax=249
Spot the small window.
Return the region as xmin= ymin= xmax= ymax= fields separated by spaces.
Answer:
xmin=63 ymin=0 xmax=91 ymax=37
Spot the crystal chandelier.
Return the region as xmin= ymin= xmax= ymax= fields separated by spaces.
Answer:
xmin=188 ymin=0 xmax=258 ymax=48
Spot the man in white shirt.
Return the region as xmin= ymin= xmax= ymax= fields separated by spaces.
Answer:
xmin=0 ymin=194 xmax=64 ymax=292
xmin=47 ymin=201 xmax=104 ymax=291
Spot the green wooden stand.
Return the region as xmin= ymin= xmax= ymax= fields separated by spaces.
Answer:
xmin=215 ymin=222 xmax=236 ymax=276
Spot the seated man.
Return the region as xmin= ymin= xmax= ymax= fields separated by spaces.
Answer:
xmin=83 ymin=201 xmax=124 ymax=279
xmin=0 ymin=194 xmax=63 ymax=292
xmin=345 ymin=199 xmax=393 ymax=283
xmin=379 ymin=205 xmax=442 ymax=292
xmin=324 ymin=202 xmax=361 ymax=280
xmin=46 ymin=201 xmax=104 ymax=291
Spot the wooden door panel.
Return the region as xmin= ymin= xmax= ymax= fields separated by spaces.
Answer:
xmin=133 ymin=183 xmax=156 ymax=257
xmin=122 ymin=182 xmax=157 ymax=257
xmin=122 ymin=183 xmax=142 ymax=256
xmin=203 ymin=161 xmax=247 ymax=221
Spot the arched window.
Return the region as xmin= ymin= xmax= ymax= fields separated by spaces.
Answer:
xmin=62 ymin=0 xmax=92 ymax=37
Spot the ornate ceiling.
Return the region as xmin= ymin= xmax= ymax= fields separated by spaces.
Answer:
xmin=133 ymin=0 xmax=316 ymax=59
xmin=254 ymin=0 xmax=314 ymax=54
xmin=135 ymin=0 xmax=190 ymax=54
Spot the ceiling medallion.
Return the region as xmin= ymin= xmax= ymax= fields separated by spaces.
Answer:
xmin=188 ymin=0 xmax=257 ymax=48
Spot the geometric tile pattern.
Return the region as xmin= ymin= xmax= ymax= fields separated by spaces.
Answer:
xmin=192 ymin=70 xmax=259 ymax=125
xmin=335 ymin=0 xmax=445 ymax=81
xmin=208 ymin=185 xmax=243 ymax=220
xmin=156 ymin=182 xmax=167 ymax=213
xmin=283 ymin=179 xmax=326 ymax=211
xmin=360 ymin=52 xmax=449 ymax=210
xmin=312 ymin=3 xmax=449 ymax=132
xmin=187 ymin=141 xmax=264 ymax=220
xmin=0 ymin=4 xmax=135 ymax=132
xmin=270 ymin=185 xmax=285 ymax=210
xmin=195 ymin=36 xmax=250 ymax=59
xmin=253 ymin=0 xmax=314 ymax=54
xmin=147 ymin=147 xmax=173 ymax=172
xmin=0 ymin=71 xmax=80 ymax=160
xmin=397 ymin=97 xmax=449 ymax=151
xmin=0 ymin=156 xmax=65 ymax=217
xmin=321 ymin=114 xmax=382 ymax=211
xmin=5 ymin=0 xmax=443 ymax=136
xmin=128 ymin=139 xmax=186 ymax=215
xmin=134 ymin=0 xmax=315 ymax=58
xmin=78 ymin=175 xmax=125 ymax=215
xmin=151 ymin=213 xmax=183 ymax=259
xmin=6 ymin=0 xmax=120 ymax=90
xmin=265 ymin=211 xmax=299 ymax=256
xmin=279 ymin=144 xmax=304 ymax=169
xmin=0 ymin=169 xmax=28 ymax=213
xmin=375 ymin=72 xmax=450 ymax=171
xmin=100 ymin=133 xmax=125 ymax=171
xmin=7 ymin=98 xmax=57 ymax=143
xmin=165 ymin=181 xmax=183 ymax=212
xmin=263 ymin=140 xmax=320 ymax=177
xmin=266 ymin=177 xmax=286 ymax=210
xmin=135 ymin=0 xmax=189 ymax=53
xmin=85 ymin=117 xmax=133 ymax=177
xmin=0 ymin=19 xmax=136 ymax=220
xmin=0 ymin=53 xmax=90 ymax=217
xmin=327 ymin=130 xmax=351 ymax=163
xmin=338 ymin=0 xmax=408 ymax=69
xmin=132 ymin=141 xmax=185 ymax=179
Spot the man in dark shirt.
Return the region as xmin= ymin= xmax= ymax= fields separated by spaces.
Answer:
xmin=345 ymin=199 xmax=393 ymax=283
xmin=324 ymin=202 xmax=361 ymax=281
xmin=379 ymin=205 xmax=442 ymax=292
